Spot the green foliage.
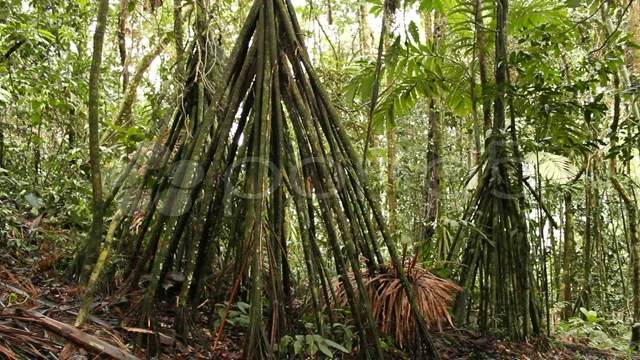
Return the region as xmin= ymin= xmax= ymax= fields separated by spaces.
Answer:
xmin=215 ymin=301 xmax=251 ymax=328
xmin=524 ymin=151 xmax=577 ymax=184
xmin=274 ymin=311 xmax=355 ymax=358
xmin=106 ymin=122 xmax=148 ymax=151
xmin=510 ymin=0 xmax=568 ymax=33
xmin=580 ymin=308 xmax=606 ymax=325
xmin=277 ymin=333 xmax=350 ymax=359
xmin=557 ymin=308 xmax=632 ymax=351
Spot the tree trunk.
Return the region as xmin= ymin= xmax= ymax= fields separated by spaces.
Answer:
xmin=118 ymin=0 xmax=129 ymax=93
xmin=0 ymin=127 xmax=4 ymax=167
xmin=78 ymin=0 xmax=110 ymax=287
xmin=358 ymin=0 xmax=372 ymax=54
xmin=611 ymin=177 xmax=640 ymax=349
xmin=113 ymin=36 xmax=170 ymax=128
xmin=419 ymin=11 xmax=444 ymax=257
xmin=174 ymin=0 xmax=184 ymax=59
xmin=384 ymin=3 xmax=398 ymax=233
xmin=387 ymin=124 xmax=397 ymax=233
xmin=454 ymin=0 xmax=539 ymax=339
xmin=582 ymin=164 xmax=593 ymax=311
xmin=421 ymin=100 xmax=441 ymax=253
xmin=470 ymin=56 xmax=481 ymax=163
xmin=475 ymin=0 xmax=491 ymax=138
xmin=601 ymin=4 xmax=639 ymax=120
xmin=631 ymin=1 xmax=640 ymax=75
xmin=562 ymin=192 xmax=574 ymax=320
xmin=608 ymin=67 xmax=640 ymax=350
xmin=76 ymin=209 xmax=124 ymax=326
xmin=34 ymin=121 xmax=41 ymax=187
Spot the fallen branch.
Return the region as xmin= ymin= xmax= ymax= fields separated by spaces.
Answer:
xmin=0 ymin=281 xmax=110 ymax=327
xmin=0 ymin=323 xmax=59 ymax=357
xmin=0 ymin=342 xmax=17 ymax=360
xmin=8 ymin=309 xmax=139 ymax=360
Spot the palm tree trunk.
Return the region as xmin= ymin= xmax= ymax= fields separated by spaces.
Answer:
xmin=562 ymin=192 xmax=574 ymax=320
xmin=358 ymin=0 xmax=372 ymax=54
xmin=476 ymin=0 xmax=491 ymax=138
xmin=118 ymin=0 xmax=129 ymax=93
xmin=78 ymin=0 xmax=110 ymax=287
xmin=419 ymin=11 xmax=444 ymax=257
xmin=631 ymin=1 xmax=640 ymax=74
xmin=387 ymin=125 xmax=398 ymax=232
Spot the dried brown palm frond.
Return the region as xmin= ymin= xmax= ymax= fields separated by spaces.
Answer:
xmin=334 ymin=263 xmax=462 ymax=348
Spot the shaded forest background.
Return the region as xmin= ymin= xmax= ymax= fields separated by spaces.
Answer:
xmin=1 ymin=0 xmax=640 ymax=358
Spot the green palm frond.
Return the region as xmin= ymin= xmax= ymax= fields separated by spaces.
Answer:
xmin=510 ymin=0 xmax=569 ymax=32
xmin=525 ymin=151 xmax=577 ymax=183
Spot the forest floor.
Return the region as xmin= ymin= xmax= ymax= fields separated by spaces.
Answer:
xmin=0 ymin=219 xmax=638 ymax=359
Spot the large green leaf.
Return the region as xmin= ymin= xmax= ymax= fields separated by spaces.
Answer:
xmin=525 ymin=151 xmax=576 ymax=184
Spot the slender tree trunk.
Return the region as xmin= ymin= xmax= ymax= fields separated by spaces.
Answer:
xmin=0 ymin=126 xmax=4 ymax=167
xmin=76 ymin=209 xmax=124 ymax=326
xmin=384 ymin=2 xmax=398 ymax=234
xmin=611 ymin=178 xmax=640 ymax=349
xmin=631 ymin=1 xmax=640 ymax=75
xmin=494 ymin=0 xmax=507 ymax=132
xmin=580 ymin=109 xmax=594 ymax=311
xmin=113 ymin=36 xmax=170 ymax=128
xmin=559 ymin=30 xmax=575 ymax=321
xmin=34 ymin=121 xmax=41 ymax=187
xmin=609 ymin=68 xmax=640 ymax=350
xmin=542 ymin=184 xmax=561 ymax=309
xmin=593 ymin=170 xmax=606 ymax=308
xmin=67 ymin=118 xmax=76 ymax=151
xmin=358 ymin=0 xmax=372 ymax=55
xmin=387 ymin=124 xmax=397 ymax=233
xmin=420 ymin=11 xmax=444 ymax=256
xmin=475 ymin=0 xmax=491 ymax=138
xmin=421 ymin=100 xmax=441 ymax=252
xmin=583 ymin=163 xmax=593 ymax=311
xmin=362 ymin=0 xmax=396 ymax=170
xmin=174 ymin=0 xmax=184 ymax=58
xmin=470 ymin=58 xmax=481 ymax=162
xmin=118 ymin=0 xmax=129 ymax=93
xmin=100 ymin=36 xmax=170 ymax=144
xmin=601 ymin=4 xmax=639 ymax=120
xmin=79 ymin=0 xmax=110 ymax=287
xmin=173 ymin=0 xmax=186 ymax=82
xmin=361 ymin=0 xmax=389 ymax=223
xmin=562 ymin=192 xmax=574 ymax=320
